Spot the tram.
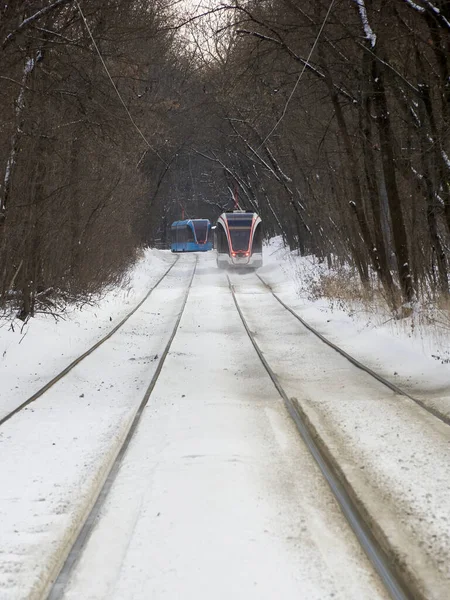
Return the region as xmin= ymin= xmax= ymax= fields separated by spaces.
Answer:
xmin=215 ymin=211 xmax=263 ymax=268
xmin=170 ymin=219 xmax=213 ymax=252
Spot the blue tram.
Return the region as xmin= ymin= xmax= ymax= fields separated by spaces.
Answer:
xmin=215 ymin=211 xmax=263 ymax=268
xmin=170 ymin=219 xmax=213 ymax=252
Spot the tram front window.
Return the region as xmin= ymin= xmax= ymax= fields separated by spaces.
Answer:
xmin=229 ymin=228 xmax=251 ymax=251
xmin=193 ymin=221 xmax=208 ymax=243
xmin=228 ymin=216 xmax=253 ymax=251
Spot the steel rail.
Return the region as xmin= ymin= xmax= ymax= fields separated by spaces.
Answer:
xmin=46 ymin=257 xmax=197 ymax=600
xmin=0 ymin=256 xmax=180 ymax=428
xmin=256 ymin=273 xmax=450 ymax=428
xmin=228 ymin=275 xmax=413 ymax=600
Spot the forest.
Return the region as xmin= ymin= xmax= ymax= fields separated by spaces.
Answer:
xmin=1 ymin=0 xmax=449 ymax=318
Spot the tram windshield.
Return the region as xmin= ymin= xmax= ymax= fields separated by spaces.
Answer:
xmin=193 ymin=220 xmax=209 ymax=243
xmin=227 ymin=215 xmax=253 ymax=251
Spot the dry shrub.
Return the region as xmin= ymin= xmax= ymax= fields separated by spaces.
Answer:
xmin=303 ymin=262 xmax=450 ymax=362
xmin=307 ymin=265 xmax=389 ymax=313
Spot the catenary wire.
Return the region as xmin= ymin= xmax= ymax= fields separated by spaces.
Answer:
xmin=75 ymin=1 xmax=167 ymax=165
xmin=257 ymin=0 xmax=336 ymax=150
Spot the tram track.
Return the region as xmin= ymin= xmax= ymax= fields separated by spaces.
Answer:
xmin=0 ymin=256 xmax=180 ymax=428
xmin=2 ymin=256 xmax=444 ymax=599
xmin=254 ymin=273 xmax=450 ymax=428
xmin=45 ymin=257 xmax=197 ymax=600
xmin=40 ymin=254 xmax=393 ymax=600
xmin=227 ymin=274 xmax=414 ymax=600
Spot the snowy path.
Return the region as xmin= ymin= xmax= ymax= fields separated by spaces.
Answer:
xmin=229 ymin=269 xmax=450 ymax=600
xmin=58 ymin=253 xmax=387 ymax=600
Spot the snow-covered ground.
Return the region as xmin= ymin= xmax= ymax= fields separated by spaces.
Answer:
xmin=0 ymin=243 xmax=449 ymax=599
xmin=59 ymin=254 xmax=388 ymax=600
xmin=0 ymin=253 xmax=194 ymax=599
xmin=260 ymin=238 xmax=450 ymax=418
xmin=229 ymin=268 xmax=450 ymax=599
xmin=0 ymin=249 xmax=175 ymax=421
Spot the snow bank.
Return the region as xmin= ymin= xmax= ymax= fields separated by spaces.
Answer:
xmin=0 ymin=248 xmax=173 ymax=419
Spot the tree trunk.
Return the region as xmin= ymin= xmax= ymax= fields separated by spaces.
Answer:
xmin=371 ymin=58 xmax=414 ymax=304
xmin=69 ymin=135 xmax=82 ymax=285
xmin=417 ymin=84 xmax=449 ymax=295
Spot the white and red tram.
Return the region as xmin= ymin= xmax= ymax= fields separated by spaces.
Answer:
xmin=215 ymin=211 xmax=263 ymax=268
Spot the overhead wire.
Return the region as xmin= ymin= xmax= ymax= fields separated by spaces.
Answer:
xmin=75 ymin=1 xmax=167 ymax=165
xmin=257 ymin=0 xmax=336 ymax=150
